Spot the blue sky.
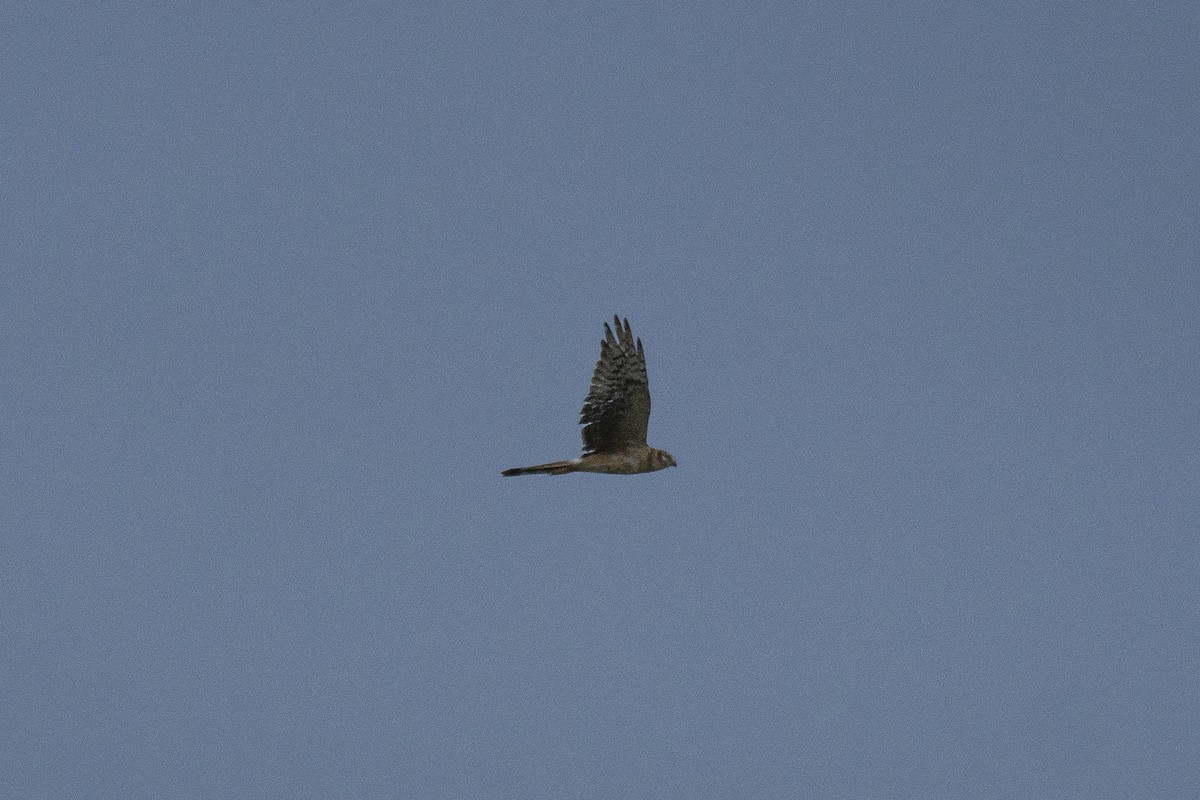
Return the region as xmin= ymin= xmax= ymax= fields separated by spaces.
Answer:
xmin=4 ymin=3 xmax=1198 ymax=798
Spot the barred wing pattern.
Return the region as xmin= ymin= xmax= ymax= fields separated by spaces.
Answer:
xmin=579 ymin=316 xmax=651 ymax=454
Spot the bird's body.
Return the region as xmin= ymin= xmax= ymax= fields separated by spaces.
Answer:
xmin=501 ymin=317 xmax=676 ymax=477
xmin=501 ymin=445 xmax=676 ymax=477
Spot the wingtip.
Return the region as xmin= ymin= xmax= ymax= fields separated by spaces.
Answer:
xmin=605 ymin=315 xmax=634 ymax=348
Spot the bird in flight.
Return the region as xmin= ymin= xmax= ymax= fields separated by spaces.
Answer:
xmin=502 ymin=316 xmax=677 ymax=476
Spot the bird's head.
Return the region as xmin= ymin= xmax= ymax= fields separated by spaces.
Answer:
xmin=650 ymin=448 xmax=677 ymax=470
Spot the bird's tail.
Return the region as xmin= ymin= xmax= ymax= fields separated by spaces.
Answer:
xmin=501 ymin=459 xmax=579 ymax=477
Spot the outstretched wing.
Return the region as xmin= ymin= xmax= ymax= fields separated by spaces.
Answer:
xmin=579 ymin=316 xmax=652 ymax=453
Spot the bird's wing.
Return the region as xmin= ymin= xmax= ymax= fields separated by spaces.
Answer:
xmin=579 ymin=316 xmax=652 ymax=453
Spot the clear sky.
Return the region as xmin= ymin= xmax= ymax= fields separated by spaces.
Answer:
xmin=4 ymin=3 xmax=1198 ymax=798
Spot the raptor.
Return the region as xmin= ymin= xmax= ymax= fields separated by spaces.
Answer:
xmin=501 ymin=316 xmax=676 ymax=476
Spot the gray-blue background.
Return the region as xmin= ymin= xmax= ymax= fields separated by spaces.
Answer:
xmin=5 ymin=3 xmax=1197 ymax=798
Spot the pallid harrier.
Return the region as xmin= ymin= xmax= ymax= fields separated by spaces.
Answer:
xmin=501 ymin=316 xmax=677 ymax=476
